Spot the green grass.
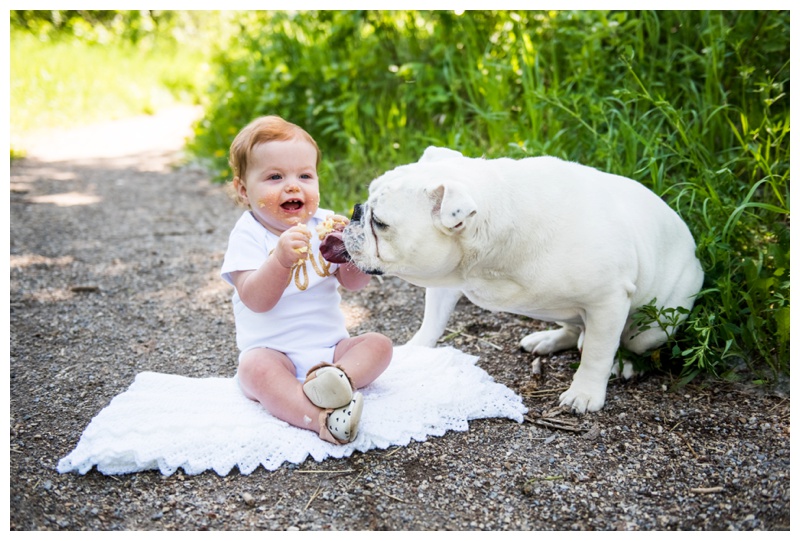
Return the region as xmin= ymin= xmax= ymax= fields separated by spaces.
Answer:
xmin=10 ymin=30 xmax=208 ymax=142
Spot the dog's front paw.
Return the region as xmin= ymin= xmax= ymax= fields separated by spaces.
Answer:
xmin=559 ymin=382 xmax=606 ymax=414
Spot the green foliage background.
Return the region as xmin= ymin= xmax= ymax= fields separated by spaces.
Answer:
xmin=11 ymin=10 xmax=790 ymax=384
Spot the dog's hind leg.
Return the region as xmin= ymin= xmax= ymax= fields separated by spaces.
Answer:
xmin=407 ymin=287 xmax=463 ymax=347
xmin=519 ymin=323 xmax=583 ymax=355
xmin=621 ymin=256 xmax=703 ymax=361
xmin=559 ymin=299 xmax=631 ymax=413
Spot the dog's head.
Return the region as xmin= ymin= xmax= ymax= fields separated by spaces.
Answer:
xmin=343 ymin=147 xmax=479 ymax=283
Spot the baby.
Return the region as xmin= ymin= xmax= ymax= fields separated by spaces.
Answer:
xmin=220 ymin=115 xmax=392 ymax=444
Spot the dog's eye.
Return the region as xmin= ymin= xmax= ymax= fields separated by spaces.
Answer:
xmin=371 ymin=215 xmax=389 ymax=231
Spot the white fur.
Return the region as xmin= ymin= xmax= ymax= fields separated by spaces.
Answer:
xmin=344 ymin=147 xmax=704 ymax=413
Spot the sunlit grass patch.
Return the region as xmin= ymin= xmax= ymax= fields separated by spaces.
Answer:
xmin=10 ymin=30 xmax=207 ymax=140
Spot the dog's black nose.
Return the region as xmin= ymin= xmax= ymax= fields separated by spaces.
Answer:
xmin=351 ymin=204 xmax=364 ymax=223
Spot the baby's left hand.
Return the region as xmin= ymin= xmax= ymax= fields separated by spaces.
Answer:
xmin=331 ymin=215 xmax=349 ymax=229
xmin=316 ymin=214 xmax=348 ymax=240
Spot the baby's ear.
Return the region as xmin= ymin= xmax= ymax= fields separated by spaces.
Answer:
xmin=232 ymin=176 xmax=248 ymax=202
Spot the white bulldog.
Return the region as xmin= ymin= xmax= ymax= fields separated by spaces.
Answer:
xmin=343 ymin=147 xmax=704 ymax=413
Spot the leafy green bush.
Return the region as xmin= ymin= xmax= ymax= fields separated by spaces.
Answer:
xmin=189 ymin=10 xmax=789 ymax=382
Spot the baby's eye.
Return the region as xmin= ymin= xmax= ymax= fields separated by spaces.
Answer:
xmin=267 ymin=174 xmax=282 ymax=181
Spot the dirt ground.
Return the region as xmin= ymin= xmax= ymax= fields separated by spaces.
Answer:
xmin=8 ymin=108 xmax=791 ymax=531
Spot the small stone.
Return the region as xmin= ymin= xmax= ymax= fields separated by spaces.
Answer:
xmin=582 ymin=424 xmax=601 ymax=440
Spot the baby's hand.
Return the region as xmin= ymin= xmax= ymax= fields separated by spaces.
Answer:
xmin=331 ymin=215 xmax=349 ymax=228
xmin=274 ymin=224 xmax=311 ymax=268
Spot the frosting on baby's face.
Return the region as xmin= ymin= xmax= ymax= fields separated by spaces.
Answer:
xmin=236 ymin=139 xmax=320 ymax=235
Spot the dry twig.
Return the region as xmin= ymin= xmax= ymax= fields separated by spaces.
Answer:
xmin=384 ymin=447 xmax=403 ymax=458
xmin=527 ymin=416 xmax=586 ymax=433
xmin=519 ymin=386 xmax=568 ymax=398
xmin=441 ymin=327 xmax=503 ymax=350
xmin=677 ymin=432 xmax=701 ymax=460
xmin=296 ymin=469 xmax=357 ymax=474
xmin=525 ymin=407 xmax=586 ymax=433
xmin=304 ymin=484 xmax=323 ymax=511
xmin=379 ymin=490 xmax=407 ymax=503
xmin=690 ymin=486 xmax=724 ymax=494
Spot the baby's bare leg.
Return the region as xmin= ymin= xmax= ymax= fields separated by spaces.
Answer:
xmin=237 ymin=348 xmax=322 ymax=432
xmin=333 ymin=332 xmax=393 ymax=389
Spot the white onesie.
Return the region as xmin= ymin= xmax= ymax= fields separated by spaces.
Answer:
xmin=220 ymin=209 xmax=348 ymax=380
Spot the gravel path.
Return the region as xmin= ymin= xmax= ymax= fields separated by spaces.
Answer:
xmin=9 ymin=108 xmax=790 ymax=531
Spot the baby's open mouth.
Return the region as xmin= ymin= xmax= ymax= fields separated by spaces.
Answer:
xmin=281 ymin=199 xmax=304 ymax=211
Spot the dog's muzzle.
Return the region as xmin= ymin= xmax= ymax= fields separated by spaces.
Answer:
xmin=343 ymin=203 xmax=383 ymax=275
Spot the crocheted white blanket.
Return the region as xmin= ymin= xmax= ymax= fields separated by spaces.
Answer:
xmin=57 ymin=345 xmax=527 ymax=476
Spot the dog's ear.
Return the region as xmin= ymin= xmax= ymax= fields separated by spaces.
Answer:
xmin=419 ymin=146 xmax=464 ymax=163
xmin=426 ymin=182 xmax=477 ymax=234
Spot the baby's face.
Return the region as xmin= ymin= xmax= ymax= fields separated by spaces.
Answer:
xmin=237 ymin=138 xmax=320 ymax=235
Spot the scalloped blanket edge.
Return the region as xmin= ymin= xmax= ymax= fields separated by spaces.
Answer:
xmin=57 ymin=345 xmax=527 ymax=476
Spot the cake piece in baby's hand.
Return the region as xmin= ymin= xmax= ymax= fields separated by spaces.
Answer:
xmin=293 ymin=223 xmax=311 ymax=255
xmin=315 ymin=215 xmax=346 ymax=239
xmin=317 ymin=215 xmax=351 ymax=264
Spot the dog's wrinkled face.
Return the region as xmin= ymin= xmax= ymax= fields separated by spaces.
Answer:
xmin=343 ymin=161 xmax=476 ymax=284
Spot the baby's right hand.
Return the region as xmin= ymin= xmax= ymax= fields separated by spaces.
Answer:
xmin=274 ymin=225 xmax=311 ymax=268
